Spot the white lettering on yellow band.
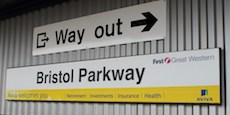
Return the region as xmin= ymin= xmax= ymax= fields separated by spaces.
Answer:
xmin=6 ymin=86 xmax=220 ymax=103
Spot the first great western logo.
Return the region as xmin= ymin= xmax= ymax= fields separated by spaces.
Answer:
xmin=152 ymin=55 xmax=215 ymax=64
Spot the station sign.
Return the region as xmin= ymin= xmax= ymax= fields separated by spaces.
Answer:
xmin=33 ymin=1 xmax=166 ymax=55
xmin=6 ymin=48 xmax=220 ymax=104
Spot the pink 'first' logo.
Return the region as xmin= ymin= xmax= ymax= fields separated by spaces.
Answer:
xmin=164 ymin=57 xmax=171 ymax=64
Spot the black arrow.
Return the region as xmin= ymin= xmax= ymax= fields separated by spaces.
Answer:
xmin=131 ymin=12 xmax=158 ymax=32
xmin=41 ymin=37 xmax=49 ymax=42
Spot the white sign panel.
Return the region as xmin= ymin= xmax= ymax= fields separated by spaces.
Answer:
xmin=33 ymin=1 xmax=166 ymax=55
xmin=6 ymin=49 xmax=220 ymax=103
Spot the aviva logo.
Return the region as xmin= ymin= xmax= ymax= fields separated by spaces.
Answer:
xmin=197 ymin=89 xmax=213 ymax=102
xmin=201 ymin=89 xmax=208 ymax=96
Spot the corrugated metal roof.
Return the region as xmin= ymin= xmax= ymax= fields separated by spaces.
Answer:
xmin=0 ymin=0 xmax=68 ymax=20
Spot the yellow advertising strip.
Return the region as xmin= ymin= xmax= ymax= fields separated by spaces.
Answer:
xmin=6 ymin=86 xmax=220 ymax=104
